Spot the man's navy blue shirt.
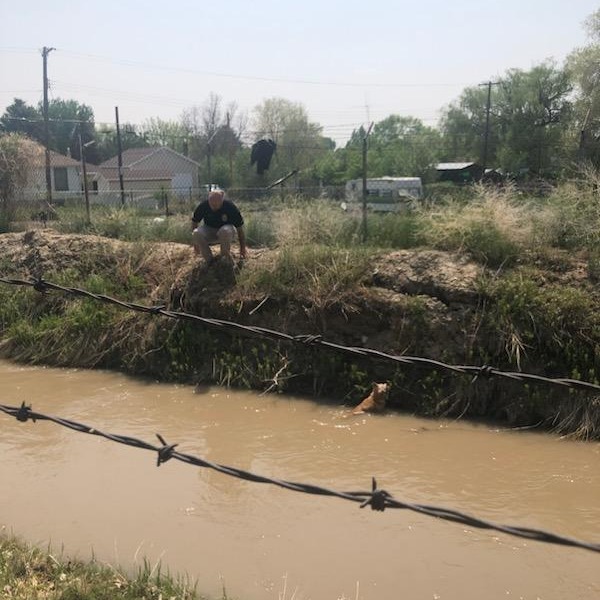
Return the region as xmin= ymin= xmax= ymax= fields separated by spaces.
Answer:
xmin=192 ymin=199 xmax=244 ymax=229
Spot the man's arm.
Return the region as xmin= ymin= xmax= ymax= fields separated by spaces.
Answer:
xmin=236 ymin=225 xmax=247 ymax=259
xmin=191 ymin=202 xmax=205 ymax=229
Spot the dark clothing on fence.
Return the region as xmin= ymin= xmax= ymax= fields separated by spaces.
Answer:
xmin=192 ymin=199 xmax=244 ymax=229
xmin=250 ymin=139 xmax=276 ymax=175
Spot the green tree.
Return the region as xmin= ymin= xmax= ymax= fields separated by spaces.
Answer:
xmin=496 ymin=63 xmax=572 ymax=176
xmin=565 ymin=9 xmax=600 ymax=165
xmin=44 ymin=98 xmax=96 ymax=160
xmin=312 ymin=149 xmax=348 ymax=185
xmin=140 ymin=117 xmax=188 ymax=153
xmin=440 ymin=62 xmax=572 ymax=176
xmin=93 ymin=123 xmax=149 ymax=164
xmin=0 ymin=98 xmax=43 ymax=141
xmin=181 ymin=94 xmax=246 ymax=187
xmin=440 ymin=86 xmax=492 ymax=163
xmin=0 ymin=97 xmax=99 ymax=163
xmin=368 ymin=116 xmax=442 ymax=180
xmin=251 ymin=97 xmax=328 ymax=186
xmin=341 ymin=125 xmax=368 ymax=180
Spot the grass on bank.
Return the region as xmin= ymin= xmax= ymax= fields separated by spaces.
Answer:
xmin=0 ymin=532 xmax=219 ymax=600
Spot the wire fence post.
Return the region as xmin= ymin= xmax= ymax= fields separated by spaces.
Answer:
xmin=42 ymin=46 xmax=55 ymax=205
xmin=115 ymin=106 xmax=126 ymax=206
xmin=362 ymin=122 xmax=373 ymax=243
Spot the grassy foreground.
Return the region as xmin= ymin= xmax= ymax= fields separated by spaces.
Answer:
xmin=0 ymin=532 xmax=223 ymax=600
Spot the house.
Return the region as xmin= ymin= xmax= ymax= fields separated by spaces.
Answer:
xmin=20 ymin=142 xmax=82 ymax=202
xmin=435 ymin=162 xmax=484 ymax=183
xmin=95 ymin=147 xmax=201 ymax=203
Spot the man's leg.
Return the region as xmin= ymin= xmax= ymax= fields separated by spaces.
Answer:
xmin=192 ymin=225 xmax=218 ymax=263
xmin=216 ymin=225 xmax=236 ymax=260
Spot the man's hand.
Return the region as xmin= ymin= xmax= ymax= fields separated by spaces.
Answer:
xmin=239 ymin=246 xmax=248 ymax=259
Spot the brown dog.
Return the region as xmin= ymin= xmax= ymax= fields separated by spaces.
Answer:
xmin=352 ymin=382 xmax=389 ymax=414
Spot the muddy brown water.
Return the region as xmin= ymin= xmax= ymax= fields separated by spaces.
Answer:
xmin=0 ymin=359 xmax=599 ymax=600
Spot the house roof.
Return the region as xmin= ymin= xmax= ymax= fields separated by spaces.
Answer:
xmin=99 ymin=146 xmax=201 ymax=169
xmin=49 ymin=150 xmax=82 ymax=168
xmin=436 ymin=162 xmax=478 ymax=171
xmin=28 ymin=141 xmax=81 ymax=168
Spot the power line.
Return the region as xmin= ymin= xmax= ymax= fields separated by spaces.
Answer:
xmin=55 ymin=49 xmax=472 ymax=89
xmin=0 ymin=47 xmax=39 ymax=53
xmin=0 ymin=89 xmax=43 ymax=94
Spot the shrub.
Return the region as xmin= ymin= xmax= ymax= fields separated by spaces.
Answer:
xmin=419 ymin=184 xmax=531 ymax=266
xmin=0 ymin=133 xmax=38 ymax=232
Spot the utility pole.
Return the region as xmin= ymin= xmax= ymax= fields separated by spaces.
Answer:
xmin=78 ymin=127 xmax=95 ymax=225
xmin=206 ymin=143 xmax=212 ymax=190
xmin=479 ymin=80 xmax=500 ymax=177
xmin=206 ymin=129 xmax=219 ymax=190
xmin=226 ymin=111 xmax=234 ymax=186
xmin=42 ymin=46 xmax=55 ymax=204
xmin=115 ymin=106 xmax=126 ymax=206
xmin=361 ymin=122 xmax=374 ymax=243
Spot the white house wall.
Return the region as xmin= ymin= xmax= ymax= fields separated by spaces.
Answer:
xmin=135 ymin=149 xmax=199 ymax=193
xmin=171 ymin=173 xmax=194 ymax=194
xmin=20 ymin=166 xmax=82 ymax=201
xmin=65 ymin=167 xmax=81 ymax=193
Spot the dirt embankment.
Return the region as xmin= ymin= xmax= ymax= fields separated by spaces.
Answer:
xmin=0 ymin=230 xmax=487 ymax=361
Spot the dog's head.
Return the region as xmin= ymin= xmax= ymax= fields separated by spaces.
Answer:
xmin=371 ymin=382 xmax=389 ymax=397
xmin=371 ymin=382 xmax=389 ymax=409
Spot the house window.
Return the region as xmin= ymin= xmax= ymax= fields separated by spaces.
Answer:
xmin=54 ymin=167 xmax=69 ymax=191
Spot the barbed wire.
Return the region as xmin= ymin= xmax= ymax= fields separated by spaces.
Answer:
xmin=1 ymin=276 xmax=600 ymax=396
xmin=0 ymin=401 xmax=598 ymax=554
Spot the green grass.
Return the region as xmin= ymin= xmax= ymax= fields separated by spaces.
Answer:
xmin=477 ymin=270 xmax=600 ymax=381
xmin=53 ymin=207 xmax=193 ymax=244
xmin=0 ymin=532 xmax=218 ymax=600
xmin=235 ymin=244 xmax=372 ymax=309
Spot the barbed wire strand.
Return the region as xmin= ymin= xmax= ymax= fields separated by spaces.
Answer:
xmin=0 ymin=401 xmax=598 ymax=554
xmin=1 ymin=276 xmax=600 ymax=395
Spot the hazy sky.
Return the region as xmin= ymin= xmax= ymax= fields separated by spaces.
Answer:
xmin=0 ymin=0 xmax=598 ymax=145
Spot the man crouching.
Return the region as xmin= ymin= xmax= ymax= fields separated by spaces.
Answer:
xmin=191 ymin=189 xmax=247 ymax=265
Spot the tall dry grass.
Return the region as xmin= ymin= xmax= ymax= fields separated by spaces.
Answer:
xmin=417 ymin=184 xmax=535 ymax=266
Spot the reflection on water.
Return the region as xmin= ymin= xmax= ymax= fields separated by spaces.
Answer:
xmin=1 ymin=359 xmax=599 ymax=600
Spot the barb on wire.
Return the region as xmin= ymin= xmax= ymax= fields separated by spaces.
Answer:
xmin=16 ymin=402 xmax=35 ymax=422
xmin=1 ymin=402 xmax=599 ymax=554
xmin=156 ymin=433 xmax=178 ymax=466
xmin=2 ymin=276 xmax=600 ymax=396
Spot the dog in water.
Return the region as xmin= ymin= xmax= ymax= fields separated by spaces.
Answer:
xmin=352 ymin=382 xmax=389 ymax=415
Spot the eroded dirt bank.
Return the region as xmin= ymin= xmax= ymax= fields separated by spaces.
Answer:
xmin=1 ymin=230 xmax=598 ymax=437
xmin=0 ymin=230 xmax=486 ymax=358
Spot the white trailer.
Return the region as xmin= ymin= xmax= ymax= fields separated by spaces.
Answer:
xmin=345 ymin=177 xmax=423 ymax=212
